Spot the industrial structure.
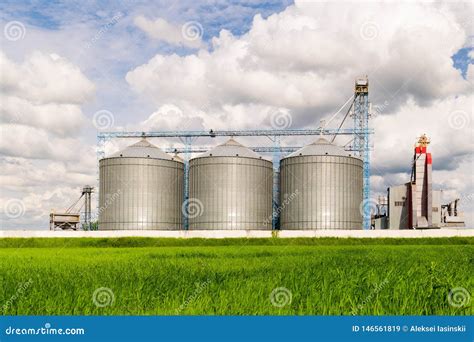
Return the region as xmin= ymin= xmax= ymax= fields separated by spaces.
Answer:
xmin=373 ymin=135 xmax=465 ymax=229
xmin=87 ymin=78 xmax=466 ymax=232
xmin=96 ymin=78 xmax=372 ymax=231
xmin=49 ymin=212 xmax=81 ymax=230
xmin=280 ymin=137 xmax=363 ymax=230
xmin=82 ymin=185 xmax=93 ymax=230
xmin=98 ymin=138 xmax=184 ymax=230
xmin=352 ymin=77 xmax=371 ymax=229
xmin=188 ymin=138 xmax=273 ymax=230
xmin=50 ymin=186 xmax=94 ymax=230
xmin=442 ymin=199 xmax=465 ymax=227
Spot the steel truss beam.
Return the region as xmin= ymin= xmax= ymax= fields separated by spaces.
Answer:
xmin=96 ymin=107 xmax=374 ymax=230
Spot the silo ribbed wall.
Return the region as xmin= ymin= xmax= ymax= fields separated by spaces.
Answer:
xmin=280 ymin=155 xmax=363 ymax=230
xmin=99 ymin=157 xmax=183 ymax=230
xmin=188 ymin=156 xmax=273 ymax=230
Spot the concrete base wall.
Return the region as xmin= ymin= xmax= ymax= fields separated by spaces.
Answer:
xmin=0 ymin=229 xmax=472 ymax=239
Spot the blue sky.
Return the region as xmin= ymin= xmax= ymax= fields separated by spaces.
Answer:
xmin=453 ymin=47 xmax=474 ymax=78
xmin=0 ymin=0 xmax=293 ymax=40
xmin=2 ymin=0 xmax=470 ymax=69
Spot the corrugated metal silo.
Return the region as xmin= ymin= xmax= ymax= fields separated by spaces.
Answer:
xmin=280 ymin=137 xmax=363 ymax=230
xmin=99 ymin=138 xmax=184 ymax=230
xmin=188 ymin=138 xmax=273 ymax=230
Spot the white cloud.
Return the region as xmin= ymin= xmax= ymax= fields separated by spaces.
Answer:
xmin=0 ymin=51 xmax=95 ymax=104
xmin=0 ymin=124 xmax=95 ymax=160
xmin=0 ymin=51 xmax=95 ymax=158
xmin=127 ymin=1 xmax=473 ymax=226
xmin=139 ymin=104 xmax=205 ymax=131
xmin=134 ymin=16 xmax=204 ymax=49
xmin=0 ymin=51 xmax=95 ymax=136
xmin=1 ymin=156 xmax=95 ymax=191
xmin=371 ymin=94 xmax=473 ymax=174
xmin=0 ymin=96 xmax=86 ymax=136
xmin=127 ymin=2 xmax=470 ymax=129
xmin=0 ymin=51 xmax=97 ymax=229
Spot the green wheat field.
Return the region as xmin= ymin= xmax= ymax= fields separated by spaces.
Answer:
xmin=0 ymin=237 xmax=472 ymax=315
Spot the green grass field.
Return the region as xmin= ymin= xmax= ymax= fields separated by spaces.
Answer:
xmin=0 ymin=237 xmax=472 ymax=315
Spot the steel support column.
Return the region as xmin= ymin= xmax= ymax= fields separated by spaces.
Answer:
xmin=353 ymin=78 xmax=371 ymax=229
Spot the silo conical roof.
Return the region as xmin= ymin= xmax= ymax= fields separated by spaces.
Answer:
xmin=109 ymin=138 xmax=175 ymax=160
xmin=287 ymin=137 xmax=353 ymax=157
xmin=198 ymin=138 xmax=262 ymax=158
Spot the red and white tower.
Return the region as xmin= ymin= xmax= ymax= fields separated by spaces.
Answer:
xmin=409 ymin=134 xmax=432 ymax=228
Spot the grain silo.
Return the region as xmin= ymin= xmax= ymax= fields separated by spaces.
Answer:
xmin=99 ymin=138 xmax=184 ymax=230
xmin=280 ymin=137 xmax=363 ymax=230
xmin=188 ymin=138 xmax=273 ymax=230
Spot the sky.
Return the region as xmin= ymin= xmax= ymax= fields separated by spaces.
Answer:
xmin=0 ymin=0 xmax=472 ymax=230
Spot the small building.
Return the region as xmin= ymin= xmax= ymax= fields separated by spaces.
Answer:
xmin=50 ymin=212 xmax=81 ymax=230
xmin=373 ymin=135 xmax=464 ymax=229
xmin=385 ymin=184 xmax=441 ymax=230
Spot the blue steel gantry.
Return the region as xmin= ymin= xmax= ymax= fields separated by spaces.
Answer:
xmin=352 ymin=77 xmax=371 ymax=229
xmin=96 ymin=79 xmax=373 ymax=230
